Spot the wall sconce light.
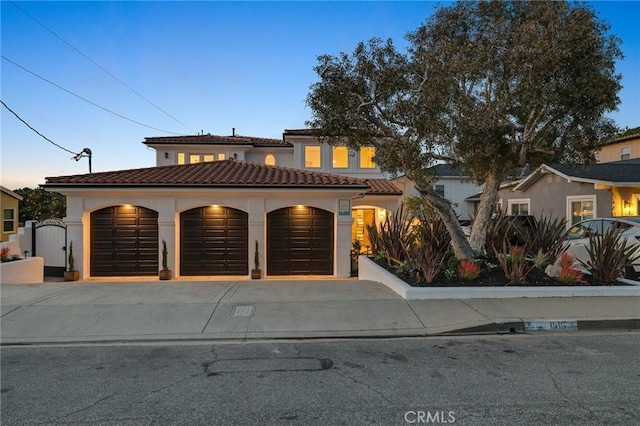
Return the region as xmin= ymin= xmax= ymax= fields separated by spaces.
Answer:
xmin=623 ymin=200 xmax=632 ymax=216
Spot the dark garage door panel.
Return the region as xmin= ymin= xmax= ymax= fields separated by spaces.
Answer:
xmin=90 ymin=206 xmax=159 ymax=276
xmin=267 ymin=207 xmax=334 ymax=275
xmin=180 ymin=206 xmax=248 ymax=276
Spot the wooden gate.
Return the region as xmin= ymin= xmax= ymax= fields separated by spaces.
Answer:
xmin=32 ymin=218 xmax=67 ymax=277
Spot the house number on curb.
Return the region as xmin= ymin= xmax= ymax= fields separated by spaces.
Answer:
xmin=525 ymin=320 xmax=578 ymax=331
xmin=231 ymin=305 xmax=255 ymax=317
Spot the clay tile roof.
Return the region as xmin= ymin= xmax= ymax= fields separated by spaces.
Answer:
xmin=364 ymin=179 xmax=403 ymax=195
xmin=143 ymin=134 xmax=291 ymax=147
xmin=44 ymin=159 xmax=369 ymax=188
xmin=283 ymin=129 xmax=319 ymax=136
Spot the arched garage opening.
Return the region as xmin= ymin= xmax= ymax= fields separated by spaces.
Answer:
xmin=90 ymin=205 xmax=158 ymax=276
xmin=180 ymin=206 xmax=248 ymax=276
xmin=267 ymin=206 xmax=334 ymax=275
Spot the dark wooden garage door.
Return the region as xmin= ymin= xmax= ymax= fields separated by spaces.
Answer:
xmin=180 ymin=206 xmax=248 ymax=276
xmin=91 ymin=206 xmax=158 ymax=276
xmin=267 ymin=206 xmax=334 ymax=275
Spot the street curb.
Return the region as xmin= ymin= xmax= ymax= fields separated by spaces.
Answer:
xmin=440 ymin=319 xmax=640 ymax=335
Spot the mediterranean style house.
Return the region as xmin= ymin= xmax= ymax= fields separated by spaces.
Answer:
xmin=1 ymin=186 xmax=23 ymax=242
xmin=43 ymin=130 xmax=401 ymax=279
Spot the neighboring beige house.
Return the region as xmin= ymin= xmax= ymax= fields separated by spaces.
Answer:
xmin=597 ymin=128 xmax=640 ymax=163
xmin=43 ymin=131 xmax=402 ymax=279
xmin=498 ymin=158 xmax=640 ymax=227
xmin=1 ymin=186 xmax=23 ymax=242
xmin=393 ymin=164 xmax=485 ymax=222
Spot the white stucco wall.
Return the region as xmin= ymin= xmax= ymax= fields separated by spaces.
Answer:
xmin=0 ymin=257 xmax=44 ymax=284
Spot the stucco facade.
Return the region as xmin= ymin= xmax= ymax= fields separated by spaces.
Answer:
xmin=1 ymin=186 xmax=23 ymax=242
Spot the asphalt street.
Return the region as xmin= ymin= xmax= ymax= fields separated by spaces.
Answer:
xmin=2 ymin=332 xmax=639 ymax=425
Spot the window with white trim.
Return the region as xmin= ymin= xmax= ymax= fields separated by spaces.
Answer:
xmin=3 ymin=208 xmax=15 ymax=233
xmin=567 ymin=195 xmax=596 ymax=225
xmin=621 ymin=146 xmax=631 ymax=161
xmin=434 ymin=184 xmax=445 ymax=197
xmin=189 ymin=154 xmax=201 ymax=164
xmin=177 ymin=152 xmax=186 ymax=165
xmin=507 ymin=199 xmax=530 ymax=216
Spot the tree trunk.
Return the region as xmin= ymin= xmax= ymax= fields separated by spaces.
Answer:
xmin=468 ymin=174 xmax=502 ymax=253
xmin=414 ymin=181 xmax=475 ymax=260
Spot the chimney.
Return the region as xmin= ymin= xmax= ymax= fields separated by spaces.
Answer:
xmin=232 ymin=127 xmax=235 ymax=137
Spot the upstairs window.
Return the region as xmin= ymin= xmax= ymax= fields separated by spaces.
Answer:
xmin=305 ymin=146 xmax=321 ymax=168
xmin=332 ymin=147 xmax=349 ymax=168
xmin=218 ymin=153 xmax=226 ymax=160
xmin=3 ymin=209 xmax=15 ymax=233
xmin=621 ymin=146 xmax=631 ymax=161
xmin=360 ymin=146 xmax=376 ymax=169
xmin=203 ymin=154 xmax=214 ymax=162
xmin=265 ymin=154 xmax=276 ymax=166
xmin=434 ymin=184 xmax=445 ymax=197
xmin=177 ymin=152 xmax=186 ymax=165
xmin=189 ymin=154 xmax=201 ymax=164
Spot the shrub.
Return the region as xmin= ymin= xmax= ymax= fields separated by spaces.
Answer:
xmin=0 ymin=246 xmax=10 ymax=262
xmin=495 ymin=245 xmax=533 ymax=284
xmin=366 ymin=204 xmax=414 ymax=266
xmin=484 ymin=211 xmax=513 ymax=260
xmin=515 ymin=213 xmax=568 ymax=265
xmin=409 ymin=211 xmax=451 ymax=284
xmin=458 ymin=260 xmax=480 ymax=280
xmin=556 ymin=252 xmax=586 ymax=285
xmin=579 ymin=226 xmax=640 ymax=284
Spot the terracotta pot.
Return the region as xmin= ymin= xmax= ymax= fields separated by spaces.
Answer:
xmin=64 ymin=270 xmax=79 ymax=281
xmin=159 ymin=269 xmax=172 ymax=280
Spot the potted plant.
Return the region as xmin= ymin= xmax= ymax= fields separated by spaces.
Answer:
xmin=159 ymin=239 xmax=172 ymax=280
xmin=64 ymin=241 xmax=80 ymax=281
xmin=251 ymin=240 xmax=261 ymax=279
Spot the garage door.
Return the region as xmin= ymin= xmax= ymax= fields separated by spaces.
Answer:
xmin=267 ymin=206 xmax=334 ymax=275
xmin=180 ymin=206 xmax=248 ymax=276
xmin=91 ymin=205 xmax=158 ymax=276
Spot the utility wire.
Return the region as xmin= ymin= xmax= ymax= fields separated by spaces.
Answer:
xmin=9 ymin=0 xmax=193 ymax=132
xmin=1 ymin=99 xmax=77 ymax=155
xmin=2 ymin=55 xmax=183 ymax=135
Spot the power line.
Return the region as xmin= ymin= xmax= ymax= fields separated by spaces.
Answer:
xmin=2 ymin=55 xmax=183 ymax=136
xmin=9 ymin=0 xmax=193 ymax=132
xmin=1 ymin=99 xmax=77 ymax=155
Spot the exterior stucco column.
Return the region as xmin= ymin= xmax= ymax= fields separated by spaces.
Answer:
xmin=158 ymin=217 xmax=176 ymax=276
xmin=336 ymin=207 xmax=354 ymax=278
xmin=65 ymin=217 xmax=84 ymax=278
xmin=248 ymin=198 xmax=266 ymax=277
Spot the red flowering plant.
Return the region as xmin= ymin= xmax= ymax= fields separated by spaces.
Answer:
xmin=458 ymin=260 xmax=480 ymax=280
xmin=557 ymin=252 xmax=586 ymax=285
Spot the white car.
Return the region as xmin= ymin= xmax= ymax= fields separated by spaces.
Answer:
xmin=566 ymin=217 xmax=640 ymax=279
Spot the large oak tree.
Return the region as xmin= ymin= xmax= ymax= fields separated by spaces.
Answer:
xmin=307 ymin=0 xmax=622 ymax=260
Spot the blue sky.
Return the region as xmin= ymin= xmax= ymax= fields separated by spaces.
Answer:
xmin=2 ymin=1 xmax=639 ymax=189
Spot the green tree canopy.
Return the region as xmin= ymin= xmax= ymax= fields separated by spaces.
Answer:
xmin=13 ymin=187 xmax=66 ymax=223
xmin=307 ymin=0 xmax=622 ymax=259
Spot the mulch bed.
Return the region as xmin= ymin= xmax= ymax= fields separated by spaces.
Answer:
xmin=371 ymin=258 xmax=632 ymax=287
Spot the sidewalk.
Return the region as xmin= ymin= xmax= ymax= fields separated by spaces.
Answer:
xmin=1 ymin=279 xmax=639 ymax=344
